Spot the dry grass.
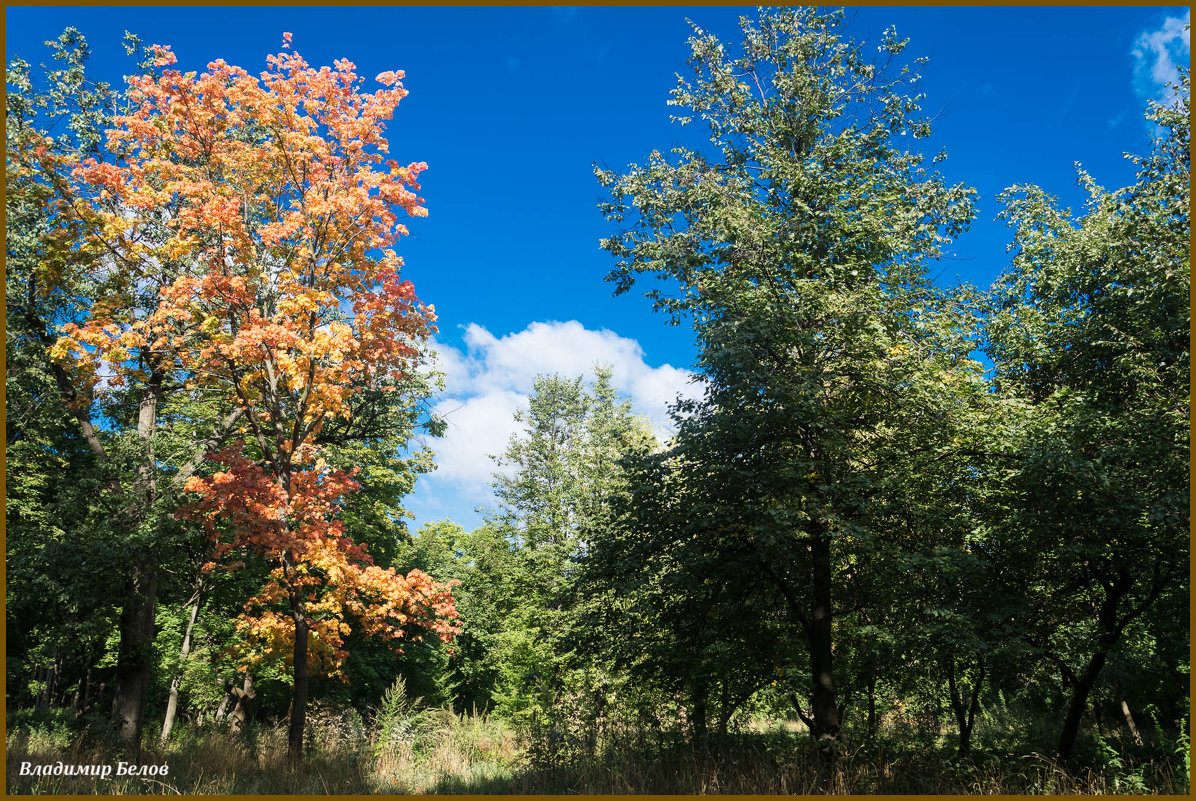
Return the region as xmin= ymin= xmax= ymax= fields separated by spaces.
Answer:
xmin=5 ymin=707 xmax=519 ymax=795
xmin=5 ymin=706 xmax=1188 ymax=795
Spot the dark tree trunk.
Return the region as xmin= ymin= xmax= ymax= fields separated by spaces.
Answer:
xmin=35 ymin=666 xmax=51 ymax=712
xmin=161 ymin=589 xmax=202 ymax=743
xmin=36 ymin=653 xmax=64 ymax=710
xmin=1057 ymin=654 xmax=1107 ymax=763
xmin=947 ymin=652 xmax=985 ymax=759
xmin=44 ymin=652 xmax=64 ymax=708
xmin=92 ymin=681 xmax=108 ymax=715
xmin=52 ymin=653 xmax=66 ymax=707
xmin=809 ymin=525 xmax=839 ymax=762
xmin=111 ymin=375 xmax=165 ymax=749
xmin=790 ymin=693 xmax=815 ymax=732
xmin=111 ymin=560 xmax=159 ymax=749
xmin=75 ymin=668 xmax=91 ymax=717
xmin=1057 ymin=572 xmax=1132 ymax=763
xmin=717 ymin=678 xmax=732 ymax=736
xmin=585 ymin=683 xmax=606 ymax=753
xmin=287 ymin=592 xmax=310 ymax=759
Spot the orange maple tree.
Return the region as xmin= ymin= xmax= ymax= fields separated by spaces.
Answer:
xmin=47 ymin=35 xmax=458 ymax=755
xmin=181 ymin=443 xmax=459 ymax=681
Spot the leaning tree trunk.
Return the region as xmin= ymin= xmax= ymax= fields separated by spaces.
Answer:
xmin=1057 ymin=654 xmax=1107 ymax=763
xmin=1115 ymin=682 xmax=1144 ymax=746
xmin=161 ymin=588 xmax=202 ymax=743
xmin=1057 ymin=573 xmax=1131 ymax=763
xmin=809 ymin=522 xmax=840 ymax=763
xmin=212 ymin=689 xmax=231 ymax=725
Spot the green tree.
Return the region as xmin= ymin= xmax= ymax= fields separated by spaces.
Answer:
xmin=595 ymin=8 xmax=978 ymax=759
xmin=577 ymin=448 xmax=799 ymax=742
xmin=984 ymin=72 xmax=1190 ymax=763
xmin=481 ymin=367 xmax=654 ymax=724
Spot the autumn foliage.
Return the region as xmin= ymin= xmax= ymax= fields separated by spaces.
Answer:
xmin=52 ymin=34 xmax=433 ymax=434
xmin=181 ymin=444 xmax=458 ymax=680
xmin=17 ymin=33 xmax=459 ymax=750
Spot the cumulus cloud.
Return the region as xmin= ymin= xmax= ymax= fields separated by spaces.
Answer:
xmin=428 ymin=388 xmax=527 ymax=490
xmin=1131 ymin=10 xmax=1190 ymax=108
xmin=423 ymin=320 xmax=699 ymax=496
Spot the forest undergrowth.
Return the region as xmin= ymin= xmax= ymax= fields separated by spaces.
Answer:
xmin=7 ymin=702 xmax=1188 ymax=795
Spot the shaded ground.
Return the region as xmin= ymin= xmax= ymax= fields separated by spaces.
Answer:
xmin=5 ymin=709 xmax=1188 ymax=794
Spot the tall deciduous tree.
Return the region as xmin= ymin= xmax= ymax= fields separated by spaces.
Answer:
xmin=596 ymin=8 xmax=978 ymax=759
xmin=984 ymin=71 xmax=1190 ymax=763
xmin=6 ymin=29 xmax=247 ymax=746
xmin=22 ymin=34 xmax=458 ymax=756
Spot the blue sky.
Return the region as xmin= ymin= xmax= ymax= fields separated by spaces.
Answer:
xmin=7 ymin=6 xmax=1190 ymax=534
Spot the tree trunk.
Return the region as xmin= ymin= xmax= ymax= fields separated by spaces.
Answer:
xmin=809 ymin=525 xmax=839 ymax=762
xmin=75 ymin=669 xmax=91 ymax=717
xmin=1116 ymin=684 xmax=1144 ymax=746
xmin=93 ymin=681 xmax=108 ymax=715
xmin=585 ymin=685 xmax=605 ymax=753
xmin=111 ymin=376 xmax=165 ymax=749
xmin=1057 ymin=655 xmax=1105 ymax=763
xmin=44 ymin=652 xmax=64 ymax=708
xmin=947 ymin=652 xmax=985 ymax=759
xmin=161 ymin=589 xmax=202 ymax=743
xmin=35 ymin=666 xmax=50 ymax=712
xmin=111 ymin=559 xmax=159 ymax=749
xmin=35 ymin=654 xmax=64 ymax=710
xmin=213 ymin=689 xmax=231 ymax=724
xmin=717 ymin=678 xmax=732 ymax=737
xmin=287 ymin=594 xmax=310 ymax=759
xmin=228 ymin=675 xmax=255 ymax=737
xmin=1056 ymin=573 xmax=1131 ymax=762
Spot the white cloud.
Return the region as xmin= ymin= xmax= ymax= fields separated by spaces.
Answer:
xmin=430 ymin=389 xmax=526 ymax=490
xmin=423 ymin=320 xmax=699 ymax=497
xmin=1131 ymin=11 xmax=1190 ymax=108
